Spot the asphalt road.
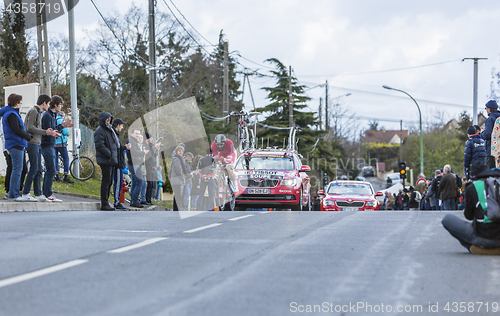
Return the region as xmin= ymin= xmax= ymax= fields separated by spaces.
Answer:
xmin=0 ymin=210 xmax=499 ymax=316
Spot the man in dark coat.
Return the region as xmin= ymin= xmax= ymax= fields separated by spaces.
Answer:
xmin=111 ymin=118 xmax=130 ymax=210
xmin=126 ymin=129 xmax=146 ymax=208
xmin=481 ymin=100 xmax=500 ymax=169
xmin=442 ymin=161 xmax=500 ymax=254
xmin=196 ymin=148 xmax=215 ymax=212
xmin=439 ymin=165 xmax=458 ymax=210
xmin=464 ymin=125 xmax=486 ymax=180
xmin=94 ymin=112 xmax=120 ymax=211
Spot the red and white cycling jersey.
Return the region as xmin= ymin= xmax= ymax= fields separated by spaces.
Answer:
xmin=211 ymin=139 xmax=236 ymax=165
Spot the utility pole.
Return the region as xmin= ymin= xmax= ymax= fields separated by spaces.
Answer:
xmin=400 ymin=120 xmax=403 ymax=162
xmin=325 ymin=80 xmax=329 ymax=131
xmin=289 ymin=65 xmax=293 ymax=127
xmin=319 ymin=97 xmax=322 ymax=130
xmin=223 ymin=41 xmax=229 ymax=126
xmin=36 ymin=0 xmax=51 ymax=96
xmin=68 ymin=0 xmax=79 ymax=176
xmin=463 ymin=57 xmax=487 ymax=125
xmin=149 ymin=0 xmax=157 ymax=115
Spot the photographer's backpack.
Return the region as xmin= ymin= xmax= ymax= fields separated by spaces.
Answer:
xmin=473 ymin=177 xmax=500 ymax=223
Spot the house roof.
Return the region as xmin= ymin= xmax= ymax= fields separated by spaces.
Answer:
xmin=364 ymin=129 xmax=408 ymax=144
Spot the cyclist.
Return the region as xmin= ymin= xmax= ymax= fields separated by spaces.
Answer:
xmin=211 ymin=134 xmax=237 ymax=193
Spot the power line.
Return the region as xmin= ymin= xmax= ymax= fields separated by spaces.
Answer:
xmin=299 ymin=59 xmax=463 ymax=77
xmin=89 ymin=0 xmax=154 ymax=68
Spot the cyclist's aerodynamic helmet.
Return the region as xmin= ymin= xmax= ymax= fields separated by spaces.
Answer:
xmin=215 ymin=134 xmax=226 ymax=149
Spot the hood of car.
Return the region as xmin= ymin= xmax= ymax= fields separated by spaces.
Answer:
xmin=324 ymin=194 xmax=376 ymax=202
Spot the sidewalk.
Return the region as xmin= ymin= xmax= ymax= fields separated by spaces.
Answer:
xmin=0 ymin=193 xmax=167 ymax=212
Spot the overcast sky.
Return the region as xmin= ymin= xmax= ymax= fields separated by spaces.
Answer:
xmin=44 ymin=0 xmax=500 ymax=134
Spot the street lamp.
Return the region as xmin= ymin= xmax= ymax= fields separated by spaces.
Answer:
xmin=382 ymin=85 xmax=424 ymax=177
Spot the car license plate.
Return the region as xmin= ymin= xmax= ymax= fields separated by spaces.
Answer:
xmin=341 ymin=208 xmax=359 ymax=212
xmin=247 ymin=189 xmax=270 ymax=194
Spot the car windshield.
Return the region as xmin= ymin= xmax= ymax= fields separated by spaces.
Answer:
xmin=327 ymin=183 xmax=373 ymax=195
xmin=235 ymin=156 xmax=295 ymax=170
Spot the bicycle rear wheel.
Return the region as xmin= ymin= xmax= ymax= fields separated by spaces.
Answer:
xmin=216 ymin=173 xmax=229 ymax=211
xmin=70 ymin=156 xmax=95 ymax=181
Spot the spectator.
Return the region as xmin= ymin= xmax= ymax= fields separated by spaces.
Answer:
xmin=464 ymin=125 xmax=486 ymax=180
xmin=430 ymin=170 xmax=442 ymax=210
xmin=190 ymin=155 xmax=203 ymax=210
xmin=312 ymin=196 xmax=321 ymax=211
xmin=385 ymin=192 xmax=394 ymax=210
xmin=55 ymin=111 xmax=74 ymax=184
xmin=94 ymin=112 xmax=120 ymax=211
xmin=22 ymin=94 xmax=59 ymax=201
xmin=126 ymin=128 xmax=146 ymax=208
xmin=439 ymin=165 xmax=458 ymax=210
xmin=196 ymin=148 xmax=215 ymax=212
xmin=408 ymin=186 xmax=420 ymax=210
xmin=182 ymin=152 xmax=194 ymax=209
xmin=144 ymin=132 xmax=161 ymax=205
xmin=1 ymin=94 xmax=32 ymax=200
xmin=111 ymin=118 xmax=130 ymax=210
xmin=170 ymin=145 xmax=188 ymax=211
xmin=480 ymin=100 xmax=500 ymax=169
xmin=442 ymin=161 xmax=500 ymax=254
xmin=41 ymin=95 xmax=73 ymax=202
xmin=155 ymin=165 xmax=163 ymax=201
xmin=137 ymin=134 xmax=149 ymax=205
xmin=402 ymin=188 xmax=409 ymax=210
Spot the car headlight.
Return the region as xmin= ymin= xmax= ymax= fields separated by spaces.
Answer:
xmin=281 ymin=178 xmax=297 ymax=187
xmin=323 ymin=200 xmax=335 ymax=206
xmin=365 ymin=201 xmax=377 ymax=207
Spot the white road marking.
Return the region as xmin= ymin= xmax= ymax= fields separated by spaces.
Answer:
xmin=0 ymin=259 xmax=88 ymax=289
xmin=106 ymin=230 xmax=165 ymax=233
xmin=183 ymin=223 xmax=222 ymax=233
xmin=228 ymin=215 xmax=254 ymax=221
xmin=260 ymin=211 xmax=270 ymax=214
xmin=107 ymin=237 xmax=168 ymax=253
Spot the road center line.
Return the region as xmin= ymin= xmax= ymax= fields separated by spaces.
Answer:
xmin=228 ymin=215 xmax=254 ymax=221
xmin=183 ymin=223 xmax=222 ymax=233
xmin=0 ymin=259 xmax=88 ymax=289
xmin=107 ymin=237 xmax=168 ymax=253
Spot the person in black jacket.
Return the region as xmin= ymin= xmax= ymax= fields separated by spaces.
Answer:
xmin=111 ymin=118 xmax=130 ymax=210
xmin=196 ymin=148 xmax=215 ymax=212
xmin=481 ymin=100 xmax=500 ymax=169
xmin=464 ymin=125 xmax=486 ymax=180
xmin=442 ymin=161 xmax=500 ymax=254
xmin=126 ymin=128 xmax=146 ymax=208
xmin=94 ymin=112 xmax=120 ymax=211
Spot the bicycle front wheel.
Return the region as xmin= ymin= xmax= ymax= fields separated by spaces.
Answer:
xmin=70 ymin=156 xmax=95 ymax=181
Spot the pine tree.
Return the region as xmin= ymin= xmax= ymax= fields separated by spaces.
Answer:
xmin=256 ymin=58 xmax=314 ymax=150
xmin=0 ymin=1 xmax=29 ymax=75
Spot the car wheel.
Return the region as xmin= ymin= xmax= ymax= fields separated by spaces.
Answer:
xmin=292 ymin=189 xmax=303 ymax=211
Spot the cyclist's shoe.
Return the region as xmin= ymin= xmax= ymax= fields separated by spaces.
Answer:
xmin=63 ymin=175 xmax=74 ymax=184
xmin=46 ymin=195 xmax=62 ymax=202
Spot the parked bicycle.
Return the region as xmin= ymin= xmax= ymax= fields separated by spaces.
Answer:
xmin=68 ymin=145 xmax=95 ymax=181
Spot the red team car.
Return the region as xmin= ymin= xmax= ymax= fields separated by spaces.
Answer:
xmin=233 ymin=149 xmax=311 ymax=211
xmin=320 ymin=180 xmax=381 ymax=211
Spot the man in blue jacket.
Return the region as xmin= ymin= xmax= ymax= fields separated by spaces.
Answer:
xmin=481 ymin=100 xmax=500 ymax=169
xmin=41 ymin=96 xmax=74 ymax=202
xmin=464 ymin=125 xmax=486 ymax=180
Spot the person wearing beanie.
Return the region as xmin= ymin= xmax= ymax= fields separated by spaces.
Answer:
xmin=480 ymin=100 xmax=500 ymax=168
xmin=464 ymin=125 xmax=486 ymax=180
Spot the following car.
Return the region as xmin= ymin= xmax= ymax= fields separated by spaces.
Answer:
xmin=233 ymin=149 xmax=311 ymax=211
xmin=320 ymin=180 xmax=381 ymax=211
